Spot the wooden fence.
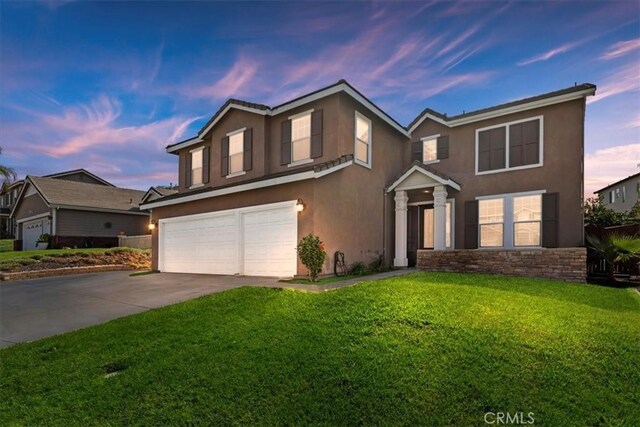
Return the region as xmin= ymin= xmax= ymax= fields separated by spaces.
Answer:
xmin=118 ymin=235 xmax=152 ymax=249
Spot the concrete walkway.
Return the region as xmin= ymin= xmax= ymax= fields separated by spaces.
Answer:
xmin=0 ymin=269 xmax=416 ymax=348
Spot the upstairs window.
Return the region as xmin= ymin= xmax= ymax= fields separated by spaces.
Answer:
xmin=228 ymin=131 xmax=244 ymax=175
xmin=609 ymin=190 xmax=615 ymax=204
xmin=190 ymin=147 xmax=203 ymax=186
xmin=423 ymin=137 xmax=437 ymax=162
xmin=291 ymin=113 xmax=311 ymax=163
xmin=355 ymin=112 xmax=372 ymax=168
xmin=476 ymin=117 xmax=542 ymax=174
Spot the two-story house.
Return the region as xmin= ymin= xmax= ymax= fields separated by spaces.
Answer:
xmin=595 ymin=172 xmax=640 ymax=213
xmin=0 ymin=180 xmax=25 ymax=238
xmin=141 ymin=80 xmax=595 ymax=281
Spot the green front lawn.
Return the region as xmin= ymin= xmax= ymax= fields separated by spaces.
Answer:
xmin=0 ymin=247 xmax=107 ymax=262
xmin=2 ymin=273 xmax=639 ymax=425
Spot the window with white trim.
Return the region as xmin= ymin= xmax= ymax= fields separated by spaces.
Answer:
xmin=291 ymin=113 xmax=311 ymax=163
xmin=228 ymin=131 xmax=244 ymax=174
xmin=479 ymin=198 xmax=504 ymax=247
xmin=622 ymin=186 xmax=626 ymax=203
xmin=355 ymin=112 xmax=371 ymax=167
xmin=476 ymin=116 xmax=542 ymax=174
xmin=191 ymin=148 xmax=203 ymax=186
xmin=609 ymin=190 xmax=615 ymax=204
xmin=513 ymin=194 xmax=542 ymax=247
xmin=423 ymin=137 xmax=437 ymax=162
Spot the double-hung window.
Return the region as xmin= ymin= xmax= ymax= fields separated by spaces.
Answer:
xmin=513 ymin=195 xmax=542 ymax=247
xmin=609 ymin=190 xmax=615 ymax=204
xmin=355 ymin=112 xmax=372 ymax=168
xmin=228 ymin=131 xmax=244 ymax=175
xmin=479 ymin=198 xmax=504 ymax=247
xmin=190 ymin=147 xmax=203 ymax=186
xmin=291 ymin=112 xmax=311 ymax=163
xmin=423 ymin=137 xmax=437 ymax=162
xmin=478 ymin=192 xmax=543 ymax=248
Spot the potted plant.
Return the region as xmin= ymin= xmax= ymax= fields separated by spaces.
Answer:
xmin=36 ymin=233 xmax=51 ymax=250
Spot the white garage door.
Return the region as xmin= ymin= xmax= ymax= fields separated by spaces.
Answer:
xmin=22 ymin=218 xmax=44 ymax=251
xmin=159 ymin=201 xmax=297 ymax=277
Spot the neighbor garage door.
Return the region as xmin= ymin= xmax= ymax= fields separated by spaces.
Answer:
xmin=22 ymin=218 xmax=48 ymax=251
xmin=159 ymin=201 xmax=297 ymax=277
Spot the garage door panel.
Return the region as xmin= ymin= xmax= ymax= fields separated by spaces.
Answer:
xmin=161 ymin=213 xmax=238 ymax=275
xmin=159 ymin=203 xmax=297 ymax=277
xmin=242 ymin=207 xmax=297 ymax=277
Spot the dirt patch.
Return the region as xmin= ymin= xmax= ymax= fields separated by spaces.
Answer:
xmin=0 ymin=249 xmax=150 ymax=273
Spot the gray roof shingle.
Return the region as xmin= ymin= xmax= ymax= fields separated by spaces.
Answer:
xmin=29 ymin=176 xmax=146 ymax=212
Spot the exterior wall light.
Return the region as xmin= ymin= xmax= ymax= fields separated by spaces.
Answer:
xmin=148 ymin=220 xmax=157 ymax=230
xmin=296 ymin=198 xmax=305 ymax=213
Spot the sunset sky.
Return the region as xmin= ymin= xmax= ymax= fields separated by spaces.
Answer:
xmin=1 ymin=1 xmax=639 ymax=195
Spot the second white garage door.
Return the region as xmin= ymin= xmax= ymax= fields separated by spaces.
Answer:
xmin=160 ymin=201 xmax=297 ymax=277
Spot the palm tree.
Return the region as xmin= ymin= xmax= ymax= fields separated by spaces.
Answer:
xmin=586 ymin=234 xmax=640 ymax=282
xmin=0 ymin=146 xmax=16 ymax=184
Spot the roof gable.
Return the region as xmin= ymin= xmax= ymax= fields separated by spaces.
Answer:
xmin=166 ymin=79 xmax=410 ymax=153
xmin=43 ymin=169 xmax=115 ymax=187
xmin=408 ymin=83 xmax=596 ymax=133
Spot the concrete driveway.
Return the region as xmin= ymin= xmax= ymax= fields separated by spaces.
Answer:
xmin=0 ymin=271 xmax=279 ymax=348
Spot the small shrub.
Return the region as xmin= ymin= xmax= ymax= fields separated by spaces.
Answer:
xmin=17 ymin=258 xmax=38 ymax=266
xmin=78 ymin=252 xmax=91 ymax=258
xmin=296 ymin=235 xmax=327 ymax=282
xmin=30 ymin=255 xmax=43 ymax=260
xmin=349 ymin=261 xmax=368 ymax=276
xmin=0 ymin=262 xmax=21 ymax=271
xmin=37 ymin=233 xmax=51 ymax=243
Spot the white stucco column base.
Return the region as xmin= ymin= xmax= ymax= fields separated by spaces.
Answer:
xmin=433 ymin=185 xmax=448 ymax=251
xmin=394 ymin=190 xmax=409 ymax=267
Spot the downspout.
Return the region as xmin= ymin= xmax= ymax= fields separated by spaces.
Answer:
xmin=51 ymin=206 xmax=57 ymax=235
xmin=382 ymin=187 xmax=387 ymax=267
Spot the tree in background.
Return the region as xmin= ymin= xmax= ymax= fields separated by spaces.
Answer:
xmin=583 ymin=197 xmax=631 ymax=227
xmin=0 ymin=147 xmax=16 ymax=184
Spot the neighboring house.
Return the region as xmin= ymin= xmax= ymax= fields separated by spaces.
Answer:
xmin=594 ymin=172 xmax=640 ymax=213
xmin=140 ymin=80 xmax=595 ymax=280
xmin=12 ymin=170 xmax=149 ymax=250
xmin=0 ymin=180 xmax=25 ymax=238
xmin=141 ymin=186 xmax=179 ymax=204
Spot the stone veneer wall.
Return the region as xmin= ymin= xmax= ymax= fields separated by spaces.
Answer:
xmin=416 ymin=248 xmax=586 ymax=282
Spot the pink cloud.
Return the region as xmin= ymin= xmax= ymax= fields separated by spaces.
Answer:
xmin=190 ymin=56 xmax=259 ymax=99
xmin=584 ymin=143 xmax=640 ymax=195
xmin=8 ymin=95 xmax=200 ymax=158
xmin=517 ymin=41 xmax=582 ymax=66
xmin=587 ymin=61 xmax=640 ymax=104
xmin=600 ymin=38 xmax=640 ymax=60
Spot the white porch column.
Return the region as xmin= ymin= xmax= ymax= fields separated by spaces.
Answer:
xmin=393 ymin=190 xmax=409 ymax=267
xmin=433 ymin=185 xmax=448 ymax=251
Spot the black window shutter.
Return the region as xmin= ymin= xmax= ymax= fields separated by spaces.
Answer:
xmin=310 ymin=110 xmax=323 ymax=158
xmin=542 ymin=192 xmax=559 ymax=248
xmin=281 ymin=120 xmax=292 ymax=165
xmin=185 ymin=152 xmax=192 ymax=188
xmin=437 ymin=135 xmax=449 ymax=160
xmin=243 ymin=128 xmax=253 ymax=171
xmin=411 ymin=140 xmax=422 ymax=162
xmin=221 ymin=137 xmax=229 ymax=177
xmin=202 ymin=146 xmax=210 ymax=184
xmin=464 ymin=200 xmax=479 ymax=249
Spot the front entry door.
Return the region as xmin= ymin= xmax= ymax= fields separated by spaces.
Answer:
xmin=407 ymin=206 xmax=435 ymax=266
